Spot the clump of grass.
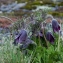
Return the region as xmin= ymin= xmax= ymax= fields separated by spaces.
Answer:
xmin=0 ymin=34 xmax=63 ymax=63
xmin=0 ymin=9 xmax=63 ymax=63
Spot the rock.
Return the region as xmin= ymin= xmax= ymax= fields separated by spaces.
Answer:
xmin=12 ymin=2 xmax=27 ymax=11
xmin=55 ymin=6 xmax=63 ymax=12
xmin=0 ymin=2 xmax=27 ymax=12
xmin=0 ymin=0 xmax=15 ymax=4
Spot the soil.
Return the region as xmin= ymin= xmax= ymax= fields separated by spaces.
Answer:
xmin=0 ymin=16 xmax=19 ymax=28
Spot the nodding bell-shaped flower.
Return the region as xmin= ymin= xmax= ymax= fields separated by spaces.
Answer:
xmin=46 ymin=32 xmax=55 ymax=44
xmin=13 ymin=29 xmax=36 ymax=49
xmin=52 ymin=19 xmax=60 ymax=32
xmin=13 ymin=29 xmax=27 ymax=45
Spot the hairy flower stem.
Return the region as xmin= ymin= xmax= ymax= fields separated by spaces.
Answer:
xmin=42 ymin=27 xmax=48 ymax=48
xmin=57 ymin=22 xmax=61 ymax=52
xmin=57 ymin=31 xmax=60 ymax=52
xmin=38 ymin=36 xmax=41 ymax=46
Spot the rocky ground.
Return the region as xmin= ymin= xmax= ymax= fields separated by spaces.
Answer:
xmin=0 ymin=16 xmax=21 ymax=28
xmin=0 ymin=16 xmax=63 ymax=28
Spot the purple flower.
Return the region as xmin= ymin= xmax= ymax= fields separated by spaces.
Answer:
xmin=46 ymin=32 xmax=55 ymax=44
xmin=52 ymin=19 xmax=60 ymax=32
xmin=36 ymin=31 xmax=43 ymax=38
xmin=13 ymin=29 xmax=36 ymax=49
xmin=13 ymin=29 xmax=27 ymax=45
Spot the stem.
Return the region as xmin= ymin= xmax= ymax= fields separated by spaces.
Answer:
xmin=57 ymin=22 xmax=61 ymax=52
xmin=44 ymin=49 xmax=46 ymax=63
xmin=57 ymin=31 xmax=60 ymax=52
xmin=42 ymin=22 xmax=48 ymax=48
xmin=38 ymin=35 xmax=41 ymax=46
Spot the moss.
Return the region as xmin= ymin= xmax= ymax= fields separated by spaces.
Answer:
xmin=31 ymin=1 xmax=43 ymax=5
xmin=48 ymin=12 xmax=63 ymax=17
xmin=43 ymin=2 xmax=52 ymax=4
xmin=50 ymin=4 xmax=56 ymax=7
xmin=23 ymin=3 xmax=36 ymax=10
xmin=58 ymin=2 xmax=63 ymax=6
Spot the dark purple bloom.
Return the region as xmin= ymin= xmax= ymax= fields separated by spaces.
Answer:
xmin=38 ymin=31 xmax=43 ymax=37
xmin=52 ymin=19 xmax=60 ymax=32
xmin=18 ymin=30 xmax=27 ymax=43
xmin=13 ymin=29 xmax=36 ymax=49
xmin=46 ymin=32 xmax=55 ymax=44
xmin=37 ymin=30 xmax=43 ymax=38
xmin=35 ymin=30 xmax=43 ymax=38
xmin=13 ymin=29 xmax=27 ymax=45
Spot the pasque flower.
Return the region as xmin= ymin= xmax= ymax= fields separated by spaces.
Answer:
xmin=52 ymin=19 xmax=60 ymax=32
xmin=13 ymin=29 xmax=36 ymax=49
xmin=13 ymin=29 xmax=27 ymax=45
xmin=36 ymin=30 xmax=43 ymax=38
xmin=46 ymin=32 xmax=55 ymax=44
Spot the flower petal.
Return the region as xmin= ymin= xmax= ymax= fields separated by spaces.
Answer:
xmin=13 ymin=29 xmax=27 ymax=45
xmin=46 ymin=32 xmax=55 ymax=43
xmin=52 ymin=19 xmax=60 ymax=32
xmin=19 ymin=29 xmax=27 ymax=43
